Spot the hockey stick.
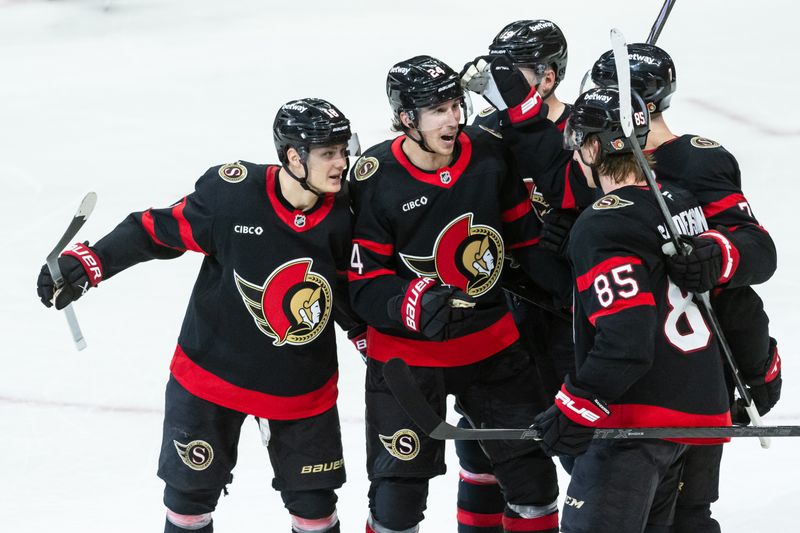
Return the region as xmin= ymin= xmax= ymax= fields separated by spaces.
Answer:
xmin=382 ymin=358 xmax=800 ymax=441
xmin=610 ymin=29 xmax=770 ymax=449
xmin=502 ymin=282 xmax=572 ymax=323
xmin=45 ymin=192 xmax=97 ymax=351
xmin=646 ymin=0 xmax=677 ymax=45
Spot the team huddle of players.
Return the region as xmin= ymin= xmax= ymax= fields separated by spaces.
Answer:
xmin=37 ymin=18 xmax=781 ymax=533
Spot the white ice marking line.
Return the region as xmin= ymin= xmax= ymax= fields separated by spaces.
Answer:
xmin=686 ymin=97 xmax=800 ymax=137
xmin=0 ymin=394 xmax=367 ymax=424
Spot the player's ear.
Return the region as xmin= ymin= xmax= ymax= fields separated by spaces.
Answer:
xmin=400 ymin=111 xmax=414 ymax=130
xmin=287 ymin=147 xmax=301 ymax=167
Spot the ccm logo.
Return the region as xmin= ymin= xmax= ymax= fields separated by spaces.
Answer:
xmin=402 ymin=196 xmax=428 ymax=212
xmin=403 ymin=277 xmax=436 ymax=331
xmin=556 ymin=390 xmax=602 ymax=423
xmin=234 ymin=225 xmax=263 ymax=235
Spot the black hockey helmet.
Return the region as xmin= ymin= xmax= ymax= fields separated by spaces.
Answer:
xmin=564 ymin=87 xmax=649 ymax=155
xmin=273 ymin=98 xmax=358 ymax=195
xmin=488 ymin=20 xmax=568 ymax=85
xmin=386 ymin=55 xmax=466 ymax=124
xmin=591 ymin=43 xmax=676 ymax=113
xmin=273 ymin=98 xmax=353 ymax=165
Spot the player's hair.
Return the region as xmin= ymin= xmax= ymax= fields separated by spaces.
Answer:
xmin=592 ymin=141 xmax=654 ymax=185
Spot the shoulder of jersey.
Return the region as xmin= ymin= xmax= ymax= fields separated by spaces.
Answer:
xmin=205 ymin=160 xmax=266 ymax=185
xmin=351 ymin=140 xmax=394 ymax=183
xmin=471 ymin=108 xmax=503 ymax=139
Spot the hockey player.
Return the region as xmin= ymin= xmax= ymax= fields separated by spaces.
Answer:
xmin=534 ymin=87 xmax=732 ymax=533
xmin=589 ymin=44 xmax=781 ymax=533
xmin=36 ymin=98 xmax=364 ymax=533
xmin=349 ymin=55 xmax=565 ymax=533
xmin=456 ymin=19 xmax=574 ymax=533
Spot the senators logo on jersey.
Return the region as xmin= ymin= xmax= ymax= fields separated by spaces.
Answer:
xmin=399 ymin=213 xmax=503 ymax=297
xmin=234 ymin=259 xmax=332 ymax=346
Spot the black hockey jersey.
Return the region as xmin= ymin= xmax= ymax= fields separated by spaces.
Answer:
xmin=92 ymin=162 xmax=358 ymax=420
xmin=568 ymin=184 xmax=731 ymax=444
xmin=648 ymin=135 xmax=777 ymax=288
xmin=348 ymin=127 xmax=562 ymax=367
xmin=473 ymin=104 xmax=577 ymax=218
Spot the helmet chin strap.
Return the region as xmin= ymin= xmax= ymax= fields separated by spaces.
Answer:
xmin=283 ymin=162 xmax=326 ymax=197
xmin=578 ymin=148 xmax=604 ymax=189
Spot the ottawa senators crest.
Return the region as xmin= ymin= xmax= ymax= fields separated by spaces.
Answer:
xmin=399 ymin=213 xmax=504 ymax=297
xmin=234 ymin=259 xmax=332 ymax=346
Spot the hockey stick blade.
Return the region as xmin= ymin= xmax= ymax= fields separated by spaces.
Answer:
xmin=610 ymin=29 xmax=634 ymax=138
xmin=45 ymin=192 xmax=98 ymax=351
xmin=383 ymin=358 xmax=800 ymax=440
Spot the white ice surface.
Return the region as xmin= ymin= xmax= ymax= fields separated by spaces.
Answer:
xmin=2 ymin=0 xmax=799 ymax=531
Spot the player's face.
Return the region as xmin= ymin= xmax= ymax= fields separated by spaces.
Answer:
xmin=416 ymin=98 xmax=462 ymax=155
xmin=305 ymin=143 xmax=349 ymax=194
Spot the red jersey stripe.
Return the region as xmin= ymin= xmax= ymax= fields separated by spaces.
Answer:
xmin=562 ymin=161 xmax=576 ymax=210
xmin=366 ymin=313 xmax=519 ymax=367
xmin=502 ymin=512 xmax=559 ymax=531
xmin=140 ymin=210 xmax=182 ymax=251
xmin=170 ymin=345 xmax=338 ymax=420
xmin=702 ymin=193 xmax=748 ymax=219
xmin=508 ymin=237 xmax=541 ymax=250
xmin=457 ymin=509 xmax=504 ymax=528
xmin=502 ymin=199 xmax=532 ymax=223
xmin=353 ymin=238 xmax=394 ymax=256
xmin=576 ymin=256 xmax=643 ymax=292
xmin=588 ymin=293 xmax=656 ymax=326
xmin=172 ymin=198 xmax=208 ymax=255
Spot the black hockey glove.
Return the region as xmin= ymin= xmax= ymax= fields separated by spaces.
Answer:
xmin=37 ymin=242 xmax=103 ymax=310
xmin=666 ymin=228 xmax=739 ymax=293
xmin=460 ymin=54 xmax=547 ymax=126
xmin=732 ymin=338 xmax=782 ymax=424
xmin=534 ymin=375 xmax=610 ymax=457
xmin=539 ymin=209 xmax=579 ymax=255
xmin=348 ymin=324 xmax=368 ymax=362
xmin=388 ymin=277 xmax=476 ymax=341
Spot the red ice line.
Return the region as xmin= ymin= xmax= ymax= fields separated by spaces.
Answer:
xmin=686 ymin=97 xmax=800 ymax=137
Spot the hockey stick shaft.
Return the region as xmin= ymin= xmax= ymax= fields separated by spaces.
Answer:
xmin=646 ymin=0 xmax=677 ymax=45
xmin=382 ymin=358 xmax=800 ymax=441
xmin=45 ymin=192 xmax=97 ymax=351
xmin=610 ymin=30 xmax=769 ymax=448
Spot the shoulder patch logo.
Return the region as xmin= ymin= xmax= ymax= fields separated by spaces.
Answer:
xmin=478 ymin=106 xmax=497 ymax=117
xmin=218 ymin=162 xmax=248 ymax=183
xmin=379 ymin=429 xmax=420 ymax=461
xmin=354 ymin=156 xmax=380 ymax=181
xmin=479 ymin=124 xmax=503 ymax=139
xmin=174 ymin=440 xmax=214 ymax=471
xmin=690 ymin=136 xmax=720 ymax=149
xmin=592 ymin=195 xmax=634 ymax=210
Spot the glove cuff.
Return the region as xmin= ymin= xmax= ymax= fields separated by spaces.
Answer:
xmin=62 ymin=242 xmax=104 ymax=287
xmin=400 ymin=277 xmax=438 ymax=333
xmin=555 ymin=377 xmax=610 ymax=427
xmin=700 ymin=229 xmax=739 ymax=285
xmin=750 ymin=342 xmax=782 ymax=386
xmin=347 ymin=324 xmax=368 ymax=354
xmin=506 ymin=85 xmax=543 ymax=125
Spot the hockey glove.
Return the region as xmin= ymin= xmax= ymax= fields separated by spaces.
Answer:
xmin=732 ymin=338 xmax=782 ymax=424
xmin=388 ymin=277 xmax=476 ymax=341
xmin=534 ymin=375 xmax=610 ymax=457
xmin=666 ymin=228 xmax=739 ymax=293
xmin=539 ymin=209 xmax=579 ymax=255
xmin=37 ymin=242 xmax=103 ymax=310
xmin=348 ymin=324 xmax=368 ymax=362
xmin=460 ymin=54 xmax=547 ymax=126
